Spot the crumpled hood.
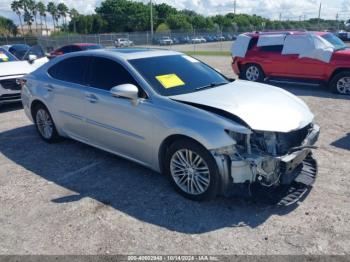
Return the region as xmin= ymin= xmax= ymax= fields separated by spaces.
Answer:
xmin=170 ymin=80 xmax=314 ymax=132
xmin=0 ymin=57 xmax=48 ymax=77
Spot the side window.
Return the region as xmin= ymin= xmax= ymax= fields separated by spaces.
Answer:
xmin=48 ymin=56 xmax=90 ymax=85
xmin=260 ymin=45 xmax=284 ymax=52
xmin=60 ymin=46 xmax=72 ymax=53
xmin=248 ymin=37 xmax=258 ymax=50
xmin=88 ymin=57 xmax=137 ymax=90
xmin=70 ymin=45 xmax=81 ymax=52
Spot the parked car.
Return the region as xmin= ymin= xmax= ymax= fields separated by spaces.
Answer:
xmin=2 ymin=44 xmax=33 ymax=60
xmin=159 ymin=36 xmax=173 ymax=46
xmin=232 ymin=31 xmax=350 ymax=94
xmin=49 ymin=43 xmax=103 ymax=59
xmin=337 ymin=30 xmax=350 ymax=41
xmin=0 ymin=45 xmax=48 ymax=105
xmin=115 ymin=38 xmax=134 ymax=48
xmin=215 ymin=35 xmax=226 ymax=41
xmin=172 ymin=37 xmax=180 ymax=44
xmin=21 ymin=48 xmax=319 ymax=201
xmin=204 ymin=35 xmax=215 ymax=42
xmin=179 ymin=36 xmax=191 ymax=44
xmin=191 ymin=37 xmax=202 ymax=44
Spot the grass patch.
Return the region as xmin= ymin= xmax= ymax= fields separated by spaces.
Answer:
xmin=184 ymin=51 xmax=231 ymax=56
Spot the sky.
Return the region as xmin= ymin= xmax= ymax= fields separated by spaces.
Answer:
xmin=1 ymin=0 xmax=350 ymax=26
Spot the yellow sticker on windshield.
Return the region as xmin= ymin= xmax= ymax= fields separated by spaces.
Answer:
xmin=156 ymin=74 xmax=185 ymax=89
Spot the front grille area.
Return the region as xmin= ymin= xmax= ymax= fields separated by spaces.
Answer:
xmin=276 ymin=124 xmax=312 ymax=153
xmin=0 ymin=79 xmax=21 ymax=91
xmin=0 ymin=93 xmax=21 ymax=101
xmin=251 ymin=124 xmax=312 ymax=155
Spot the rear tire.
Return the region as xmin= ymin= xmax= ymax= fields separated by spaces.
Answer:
xmin=33 ymin=103 xmax=61 ymax=143
xmin=241 ymin=63 xmax=265 ymax=82
xmin=164 ymin=139 xmax=220 ymax=201
xmin=329 ymin=71 xmax=350 ymax=95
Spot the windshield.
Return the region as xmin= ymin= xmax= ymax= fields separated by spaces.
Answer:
xmin=129 ymin=55 xmax=229 ymax=96
xmin=9 ymin=44 xmax=30 ymax=60
xmin=0 ymin=47 xmax=18 ymax=62
xmin=23 ymin=45 xmax=46 ymax=60
xmin=321 ymin=33 xmax=347 ymax=50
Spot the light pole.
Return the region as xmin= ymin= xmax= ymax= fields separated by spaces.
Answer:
xmin=318 ymin=2 xmax=322 ymax=30
xmin=150 ymin=0 xmax=154 ymax=40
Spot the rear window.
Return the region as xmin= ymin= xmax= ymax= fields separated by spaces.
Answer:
xmin=48 ymin=56 xmax=90 ymax=85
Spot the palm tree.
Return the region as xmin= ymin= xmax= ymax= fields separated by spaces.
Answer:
xmin=26 ymin=0 xmax=37 ymax=34
xmin=23 ymin=10 xmax=33 ymax=33
xmin=37 ymin=1 xmax=47 ymax=36
xmin=69 ymin=8 xmax=79 ymax=33
xmin=57 ymin=3 xmax=69 ymax=31
xmin=47 ymin=2 xmax=57 ymax=32
xmin=11 ymin=1 xmax=24 ymax=35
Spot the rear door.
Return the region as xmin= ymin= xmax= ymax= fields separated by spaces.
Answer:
xmin=47 ymin=56 xmax=91 ymax=139
xmin=252 ymin=45 xmax=297 ymax=77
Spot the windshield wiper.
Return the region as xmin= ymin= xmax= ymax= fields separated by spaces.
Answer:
xmin=195 ymin=82 xmax=227 ymax=91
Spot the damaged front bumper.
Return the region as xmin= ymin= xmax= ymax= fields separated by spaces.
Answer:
xmin=212 ymin=124 xmax=320 ymax=195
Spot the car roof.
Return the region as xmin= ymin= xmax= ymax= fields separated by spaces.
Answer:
xmin=67 ymin=48 xmax=182 ymax=60
xmin=73 ymin=43 xmax=102 ymax=46
xmin=244 ymin=30 xmax=329 ymax=38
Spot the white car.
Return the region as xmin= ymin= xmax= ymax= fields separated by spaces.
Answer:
xmin=191 ymin=37 xmax=206 ymax=44
xmin=0 ymin=45 xmax=48 ymax=105
xmin=159 ymin=37 xmax=173 ymax=46
xmin=115 ymin=38 xmax=134 ymax=48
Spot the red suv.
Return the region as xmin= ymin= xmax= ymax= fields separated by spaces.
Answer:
xmin=232 ymin=31 xmax=350 ymax=94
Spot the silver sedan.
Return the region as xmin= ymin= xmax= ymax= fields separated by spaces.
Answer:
xmin=21 ymin=48 xmax=319 ymax=201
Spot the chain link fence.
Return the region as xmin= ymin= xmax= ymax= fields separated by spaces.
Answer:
xmin=35 ymin=30 xmax=237 ymax=54
xmin=0 ymin=36 xmax=38 ymax=46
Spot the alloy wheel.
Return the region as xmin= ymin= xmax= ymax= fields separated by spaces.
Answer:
xmin=170 ymin=149 xmax=210 ymax=195
xmin=246 ymin=65 xmax=260 ymax=81
xmin=36 ymin=109 xmax=54 ymax=139
xmin=336 ymin=77 xmax=350 ymax=94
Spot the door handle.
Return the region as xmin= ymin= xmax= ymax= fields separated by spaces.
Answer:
xmin=85 ymin=94 xmax=98 ymax=103
xmin=44 ymin=84 xmax=54 ymax=92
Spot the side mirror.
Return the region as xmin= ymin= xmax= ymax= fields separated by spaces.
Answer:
xmin=28 ymin=54 xmax=37 ymax=63
xmin=110 ymin=84 xmax=139 ymax=101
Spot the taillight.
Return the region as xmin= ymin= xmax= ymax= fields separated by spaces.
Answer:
xmin=232 ymin=57 xmax=238 ymax=64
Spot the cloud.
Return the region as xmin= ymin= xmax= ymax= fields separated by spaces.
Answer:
xmin=0 ymin=0 xmax=344 ymax=25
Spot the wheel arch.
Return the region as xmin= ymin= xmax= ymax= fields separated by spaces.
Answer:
xmin=240 ymin=62 xmax=265 ymax=79
xmin=30 ymin=99 xmax=49 ymax=120
xmin=158 ymin=134 xmax=209 ymax=174
xmin=328 ymin=67 xmax=350 ymax=83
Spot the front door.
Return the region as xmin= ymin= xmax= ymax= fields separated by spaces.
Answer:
xmin=82 ymin=56 xmax=154 ymax=165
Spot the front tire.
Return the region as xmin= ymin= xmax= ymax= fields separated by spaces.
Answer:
xmin=164 ymin=139 xmax=220 ymax=201
xmin=241 ymin=63 xmax=265 ymax=82
xmin=329 ymin=71 xmax=350 ymax=95
xmin=33 ymin=103 xmax=61 ymax=143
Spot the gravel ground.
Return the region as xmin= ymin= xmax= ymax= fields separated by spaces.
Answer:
xmin=0 ymin=56 xmax=349 ymax=255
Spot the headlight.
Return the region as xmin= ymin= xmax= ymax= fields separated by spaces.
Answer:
xmin=225 ymin=130 xmax=246 ymax=146
xmin=215 ymin=145 xmax=236 ymax=155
